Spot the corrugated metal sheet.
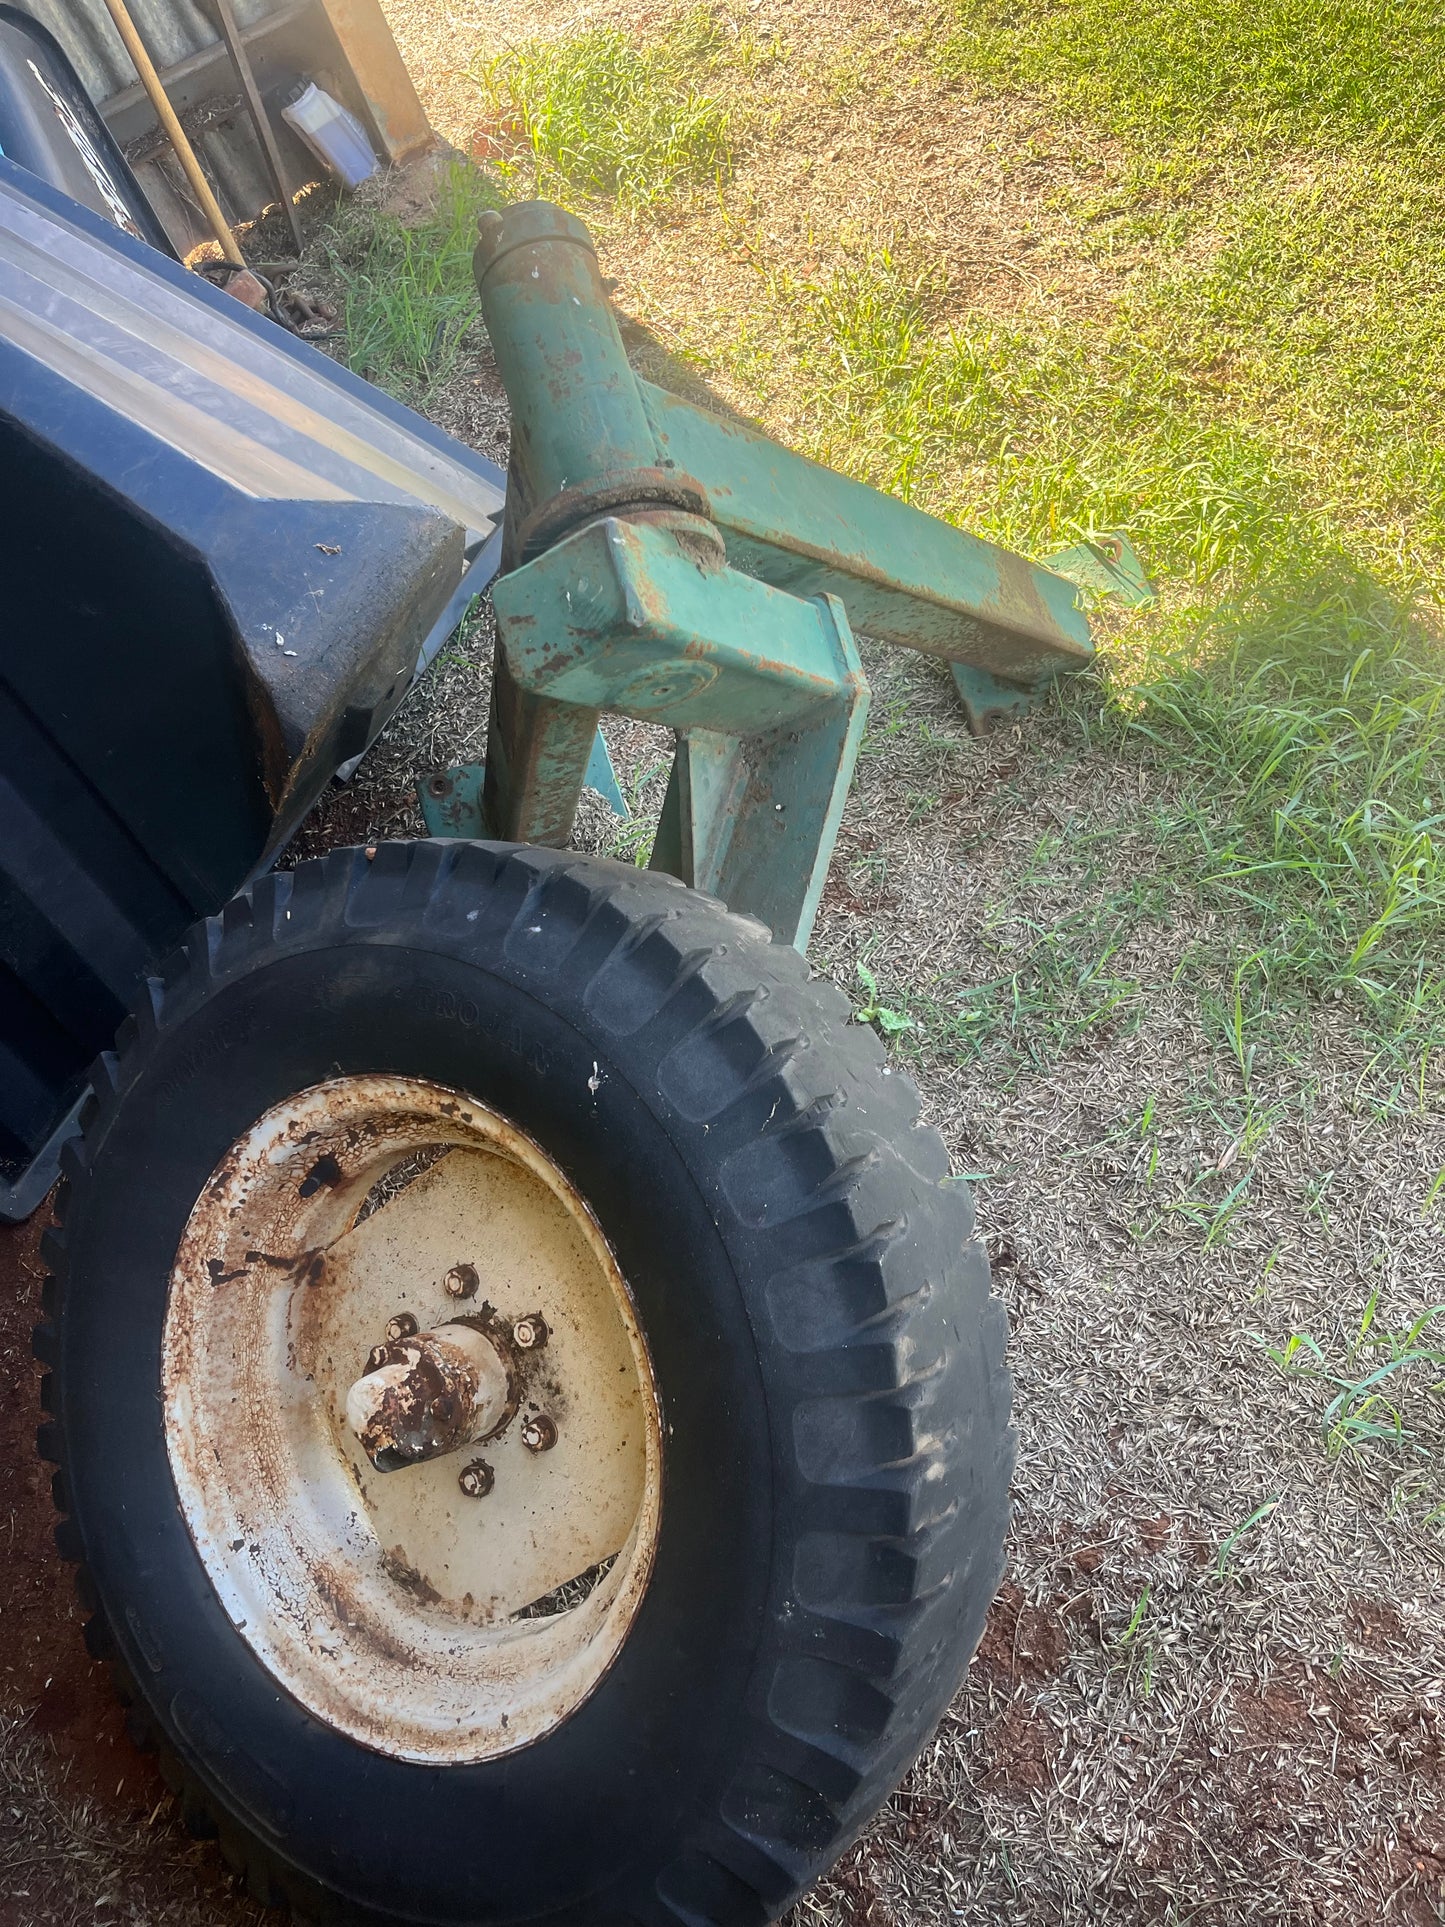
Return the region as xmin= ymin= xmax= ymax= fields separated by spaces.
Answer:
xmin=10 ymin=2 xmax=345 ymax=251
xmin=22 ymin=0 xmax=278 ymax=108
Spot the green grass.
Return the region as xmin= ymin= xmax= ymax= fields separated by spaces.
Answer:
xmin=1113 ymin=595 xmax=1445 ymax=1001
xmin=428 ymin=4 xmax=1445 ymax=1082
xmin=925 ymin=2 xmax=1445 ymax=583
xmin=934 ymin=0 xmax=1445 ymax=147
xmin=476 ymin=24 xmax=734 ymax=212
xmin=732 ymin=241 xmax=1444 ymax=1037
xmin=856 ymin=879 xmax=1147 ymax=1093
xmin=698 ymin=5 xmax=1445 ymax=1061
xmin=737 ymin=244 xmax=1304 ymax=576
xmin=324 ymin=162 xmax=502 ymax=402
xmin=1256 ymin=1290 xmax=1445 ymax=1461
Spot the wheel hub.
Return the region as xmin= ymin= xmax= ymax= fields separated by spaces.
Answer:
xmin=161 ymin=1075 xmax=663 ymax=1764
xmin=345 ymin=1318 xmax=516 ymax=1471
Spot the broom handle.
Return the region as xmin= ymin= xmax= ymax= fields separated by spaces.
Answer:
xmin=99 ymin=0 xmax=245 ymax=266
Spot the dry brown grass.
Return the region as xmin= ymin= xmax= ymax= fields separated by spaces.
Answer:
xmin=0 ymin=1715 xmax=266 ymax=1927
xmin=380 ymin=0 xmax=1137 ymax=368
xmin=795 ymin=648 xmax=1445 ymax=1925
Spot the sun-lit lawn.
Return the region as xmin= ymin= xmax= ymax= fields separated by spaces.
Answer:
xmin=342 ymin=1 xmax=1445 ymax=1100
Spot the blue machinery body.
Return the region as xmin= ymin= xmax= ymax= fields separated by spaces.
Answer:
xmin=0 ymin=155 xmax=503 ymax=1215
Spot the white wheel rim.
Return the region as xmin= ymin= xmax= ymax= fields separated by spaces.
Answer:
xmin=162 ymin=1075 xmax=663 ymax=1764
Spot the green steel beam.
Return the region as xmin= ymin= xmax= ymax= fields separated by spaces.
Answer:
xmin=491 ymin=512 xmax=867 ymax=948
xmin=450 ymin=198 xmax=1135 ymax=945
xmin=637 ymin=383 xmax=1093 ymax=684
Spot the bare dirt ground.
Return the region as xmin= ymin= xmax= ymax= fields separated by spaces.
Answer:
xmin=3 ymin=6 xmax=1444 ymax=1925
xmin=0 ymin=1211 xmax=266 ymax=1927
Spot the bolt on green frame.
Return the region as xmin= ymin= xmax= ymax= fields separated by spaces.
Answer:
xmin=421 ymin=201 xmax=1150 ymax=949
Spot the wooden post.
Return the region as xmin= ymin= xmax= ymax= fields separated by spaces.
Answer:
xmin=98 ymin=0 xmax=244 ymax=265
xmin=312 ymin=0 xmax=435 ymax=164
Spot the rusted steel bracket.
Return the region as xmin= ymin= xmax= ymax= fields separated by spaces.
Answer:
xmin=1041 ymin=532 xmax=1155 ymax=610
xmin=460 ymin=200 xmax=1136 ymax=945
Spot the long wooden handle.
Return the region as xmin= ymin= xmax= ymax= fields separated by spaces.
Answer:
xmin=99 ymin=0 xmax=244 ymax=265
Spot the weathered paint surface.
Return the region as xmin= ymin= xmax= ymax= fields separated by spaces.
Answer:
xmin=313 ymin=0 xmax=436 ymax=162
xmin=418 ymin=737 xmax=626 ymax=841
xmin=639 ymin=383 xmax=1095 ymax=677
xmin=163 ymin=1074 xmax=663 ymax=1764
xmin=492 ymin=516 xmax=868 ymax=948
xmin=1041 ymin=532 xmax=1156 ymax=609
xmin=463 ymin=199 xmax=1121 ymax=944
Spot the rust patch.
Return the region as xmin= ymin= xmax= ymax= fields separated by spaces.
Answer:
xmin=311 ymin=1562 xmax=419 ymax=1670
xmin=348 ymin=1323 xmax=513 ymax=1469
xmin=982 ymin=543 xmax=1091 ymax=656
xmin=381 ymin=1547 xmax=444 ymax=1608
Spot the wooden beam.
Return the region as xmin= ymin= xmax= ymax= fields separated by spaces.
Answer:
xmin=310 ymin=0 xmax=434 ymax=163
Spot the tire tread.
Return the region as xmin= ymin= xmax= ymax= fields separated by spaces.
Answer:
xmin=39 ymin=841 xmax=1012 ymax=1927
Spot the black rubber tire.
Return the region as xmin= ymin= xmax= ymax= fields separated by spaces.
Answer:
xmin=36 ymin=842 xmax=1012 ymax=1927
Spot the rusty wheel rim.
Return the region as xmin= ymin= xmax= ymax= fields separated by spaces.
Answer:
xmin=162 ymin=1075 xmax=663 ymax=1764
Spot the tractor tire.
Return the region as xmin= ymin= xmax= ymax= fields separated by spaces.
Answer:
xmin=36 ymin=842 xmax=1012 ymax=1927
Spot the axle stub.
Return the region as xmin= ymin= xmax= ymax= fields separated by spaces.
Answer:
xmin=346 ymin=1321 xmax=514 ymax=1471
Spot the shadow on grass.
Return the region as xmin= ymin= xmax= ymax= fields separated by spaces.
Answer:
xmin=1090 ymin=559 xmax=1445 ymax=1041
xmin=613 ymin=303 xmax=772 ymax=428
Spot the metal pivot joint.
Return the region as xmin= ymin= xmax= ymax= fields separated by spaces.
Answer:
xmin=472 ymin=202 xmax=866 ymax=949
xmin=467 ymin=201 xmax=1149 ymax=947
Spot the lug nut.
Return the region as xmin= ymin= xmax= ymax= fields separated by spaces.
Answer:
xmin=385 ymin=1311 xmax=418 ymax=1342
xmin=520 ymin=1412 xmax=557 ymax=1453
xmin=512 ymin=1314 xmax=548 ymax=1350
xmin=444 ymin=1263 xmax=479 ymax=1300
xmin=458 ymin=1459 xmax=494 ymax=1498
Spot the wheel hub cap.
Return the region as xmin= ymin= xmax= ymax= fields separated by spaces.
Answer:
xmin=345 ymin=1320 xmax=515 ymax=1470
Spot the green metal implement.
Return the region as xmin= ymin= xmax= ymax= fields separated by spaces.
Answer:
xmin=426 ymin=200 xmax=1148 ymax=947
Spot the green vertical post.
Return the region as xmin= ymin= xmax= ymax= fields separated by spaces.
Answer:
xmin=473 ymin=204 xmax=660 ymax=514
xmin=472 ymin=204 xmax=706 ymax=845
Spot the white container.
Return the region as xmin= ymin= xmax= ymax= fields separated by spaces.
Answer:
xmin=282 ymin=82 xmax=378 ymax=190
